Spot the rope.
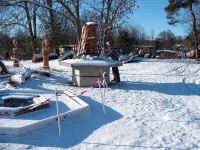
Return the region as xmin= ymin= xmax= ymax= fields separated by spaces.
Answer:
xmin=66 ymin=72 xmax=108 ymax=99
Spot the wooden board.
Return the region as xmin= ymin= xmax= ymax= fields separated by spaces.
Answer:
xmin=74 ymin=66 xmax=109 ymax=76
xmin=74 ymin=75 xmax=109 ymax=87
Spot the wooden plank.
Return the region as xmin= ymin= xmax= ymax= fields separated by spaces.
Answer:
xmin=74 ymin=66 xmax=109 ymax=76
xmin=74 ymin=76 xmax=110 ymax=87
xmin=64 ymin=91 xmax=90 ymax=107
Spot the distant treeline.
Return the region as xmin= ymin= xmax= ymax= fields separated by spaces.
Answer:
xmin=0 ymin=0 xmax=200 ymax=59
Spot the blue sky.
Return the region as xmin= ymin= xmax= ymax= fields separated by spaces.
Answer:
xmin=128 ymin=0 xmax=188 ymax=38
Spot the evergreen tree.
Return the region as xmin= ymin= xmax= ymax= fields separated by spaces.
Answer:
xmin=165 ymin=0 xmax=200 ymax=58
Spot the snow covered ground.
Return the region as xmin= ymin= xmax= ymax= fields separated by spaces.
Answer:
xmin=0 ymin=58 xmax=200 ymax=149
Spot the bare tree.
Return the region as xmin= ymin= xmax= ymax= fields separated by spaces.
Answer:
xmin=24 ymin=1 xmax=38 ymax=51
xmin=0 ymin=0 xmax=137 ymax=51
xmin=165 ymin=0 xmax=200 ymax=58
xmin=87 ymin=0 xmax=136 ymax=48
xmin=56 ymin=0 xmax=82 ymax=41
xmin=0 ymin=1 xmax=39 ymax=51
xmin=46 ymin=0 xmax=56 ymax=49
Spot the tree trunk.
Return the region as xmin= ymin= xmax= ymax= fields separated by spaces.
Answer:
xmin=102 ymin=27 xmax=108 ymax=48
xmin=189 ymin=3 xmax=199 ymax=58
xmin=47 ymin=0 xmax=56 ymax=51
xmin=56 ymin=0 xmax=81 ymax=43
xmin=33 ymin=5 xmax=37 ymax=53
xmin=75 ymin=0 xmax=81 ymax=42
xmin=100 ymin=0 xmax=105 ymax=49
xmin=24 ymin=2 xmax=36 ymax=53
xmin=102 ymin=0 xmax=112 ymax=48
xmin=76 ymin=22 xmax=81 ymax=42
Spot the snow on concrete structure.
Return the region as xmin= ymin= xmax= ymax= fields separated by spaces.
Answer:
xmin=0 ymin=92 xmax=90 ymax=136
xmin=59 ymin=58 xmax=122 ymax=87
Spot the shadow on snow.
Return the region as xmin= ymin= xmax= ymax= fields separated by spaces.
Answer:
xmin=0 ymin=96 xmax=122 ymax=149
xmin=111 ymin=81 xmax=200 ymax=96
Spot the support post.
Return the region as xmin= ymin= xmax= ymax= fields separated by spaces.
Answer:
xmin=42 ymin=35 xmax=49 ymax=69
xmin=12 ymin=39 xmax=20 ymax=67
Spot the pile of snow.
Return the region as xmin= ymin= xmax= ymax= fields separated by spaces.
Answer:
xmin=157 ymin=50 xmax=178 ymax=54
xmin=0 ymin=107 xmax=23 ymax=115
xmin=86 ymin=22 xmax=97 ymax=25
xmin=10 ymin=67 xmax=31 ymax=84
xmin=2 ymin=95 xmax=33 ymax=101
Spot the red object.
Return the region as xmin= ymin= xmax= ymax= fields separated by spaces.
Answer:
xmin=0 ymin=97 xmax=51 ymax=116
xmin=0 ymin=113 xmax=10 ymax=116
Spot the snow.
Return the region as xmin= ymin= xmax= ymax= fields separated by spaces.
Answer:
xmin=0 ymin=107 xmax=23 ymax=115
xmin=10 ymin=67 xmax=31 ymax=84
xmin=59 ymin=51 xmax=73 ymax=60
xmin=34 ymin=54 xmax=42 ymax=58
xmin=2 ymin=95 xmax=34 ymax=100
xmin=157 ymin=50 xmax=178 ymax=53
xmin=0 ymin=58 xmax=200 ymax=149
xmin=87 ymin=36 xmax=96 ymax=40
xmin=0 ymin=93 xmax=89 ymax=136
xmin=62 ymin=58 xmax=121 ymax=67
xmin=86 ymin=22 xmax=97 ymax=25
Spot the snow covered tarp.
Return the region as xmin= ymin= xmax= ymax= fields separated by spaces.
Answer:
xmin=9 ymin=67 xmax=31 ymax=85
